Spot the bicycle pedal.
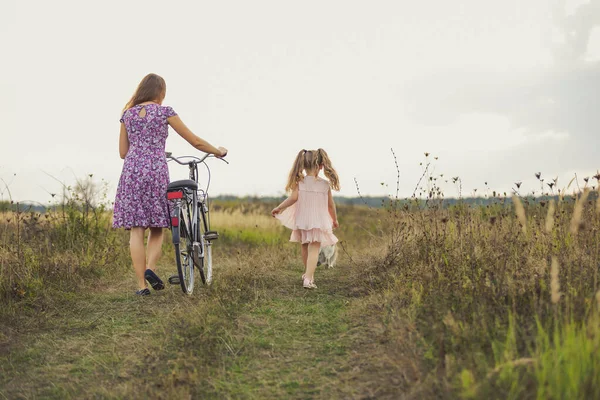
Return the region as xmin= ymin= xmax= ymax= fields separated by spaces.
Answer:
xmin=204 ymin=231 xmax=219 ymax=241
xmin=168 ymin=275 xmax=180 ymax=285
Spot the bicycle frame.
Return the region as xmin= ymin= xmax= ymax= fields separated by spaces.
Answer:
xmin=167 ymin=158 xmax=205 ymax=253
xmin=166 ymin=152 xmax=227 ymax=292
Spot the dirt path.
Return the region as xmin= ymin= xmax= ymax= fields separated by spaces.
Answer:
xmin=1 ymin=257 xmax=391 ymax=399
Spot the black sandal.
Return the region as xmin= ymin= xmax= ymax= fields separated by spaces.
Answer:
xmin=135 ymin=288 xmax=151 ymax=296
xmin=144 ymin=269 xmax=165 ymax=290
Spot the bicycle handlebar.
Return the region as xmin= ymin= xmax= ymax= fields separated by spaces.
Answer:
xmin=166 ymin=152 xmax=229 ymax=165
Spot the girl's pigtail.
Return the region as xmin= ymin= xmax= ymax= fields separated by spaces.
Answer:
xmin=318 ymin=148 xmax=340 ymax=191
xmin=285 ymin=150 xmax=306 ymax=192
xmin=306 ymin=150 xmax=319 ymax=172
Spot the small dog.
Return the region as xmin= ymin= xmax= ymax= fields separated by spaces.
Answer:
xmin=317 ymin=244 xmax=338 ymax=268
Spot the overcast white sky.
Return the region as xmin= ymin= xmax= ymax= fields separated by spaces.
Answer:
xmin=1 ymin=0 xmax=599 ymax=204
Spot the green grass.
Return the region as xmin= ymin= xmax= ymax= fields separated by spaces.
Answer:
xmin=0 ymin=244 xmax=388 ymax=399
xmin=533 ymin=317 xmax=600 ymax=399
xmin=219 ymin=227 xmax=286 ymax=246
xmin=3 ymin=194 xmax=600 ymax=399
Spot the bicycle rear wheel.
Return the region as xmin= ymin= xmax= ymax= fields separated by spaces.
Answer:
xmin=173 ymin=202 xmax=194 ymax=294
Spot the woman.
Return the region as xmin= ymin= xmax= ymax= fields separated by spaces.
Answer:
xmin=113 ymin=73 xmax=227 ymax=295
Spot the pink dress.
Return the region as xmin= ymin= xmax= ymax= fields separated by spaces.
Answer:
xmin=276 ymin=176 xmax=338 ymax=247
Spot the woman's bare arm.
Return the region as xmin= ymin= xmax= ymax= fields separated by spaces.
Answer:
xmin=167 ymin=115 xmax=227 ymax=156
xmin=119 ymin=123 xmax=129 ymax=159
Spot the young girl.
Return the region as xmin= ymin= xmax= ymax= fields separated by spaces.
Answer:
xmin=113 ymin=73 xmax=227 ymax=296
xmin=271 ymin=149 xmax=340 ymax=289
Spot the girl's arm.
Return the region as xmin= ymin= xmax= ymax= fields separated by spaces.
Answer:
xmin=328 ymin=188 xmax=339 ymax=228
xmin=119 ymin=123 xmax=129 ymax=159
xmin=167 ymin=115 xmax=227 ymax=157
xmin=271 ymin=188 xmax=299 ymax=216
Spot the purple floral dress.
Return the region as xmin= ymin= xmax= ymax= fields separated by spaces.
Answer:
xmin=113 ymin=104 xmax=177 ymax=229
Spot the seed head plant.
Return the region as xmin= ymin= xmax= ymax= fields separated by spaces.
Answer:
xmin=550 ymin=257 xmax=561 ymax=304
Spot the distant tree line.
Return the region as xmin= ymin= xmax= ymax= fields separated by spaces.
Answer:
xmin=3 ymin=191 xmax=596 ymax=214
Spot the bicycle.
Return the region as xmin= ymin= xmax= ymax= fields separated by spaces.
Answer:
xmin=165 ymin=151 xmax=228 ymax=294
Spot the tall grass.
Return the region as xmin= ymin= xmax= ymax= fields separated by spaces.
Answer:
xmin=0 ymin=181 xmax=130 ymax=306
xmin=2 ymin=165 xmax=599 ymax=398
xmin=348 ymin=159 xmax=600 ymax=398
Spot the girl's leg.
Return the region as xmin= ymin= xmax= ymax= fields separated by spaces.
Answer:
xmin=130 ymin=227 xmax=147 ymax=289
xmin=301 ymin=243 xmax=309 ymax=275
xmin=147 ymin=227 xmax=164 ymax=271
xmin=304 ymin=242 xmax=321 ymax=282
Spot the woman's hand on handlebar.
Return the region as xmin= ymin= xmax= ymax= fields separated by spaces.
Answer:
xmin=217 ymin=147 xmax=228 ymax=158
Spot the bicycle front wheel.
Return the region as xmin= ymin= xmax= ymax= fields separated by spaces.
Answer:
xmin=197 ymin=207 xmax=214 ymax=286
xmin=200 ymin=236 xmax=213 ymax=285
xmin=174 ymin=203 xmax=194 ymax=294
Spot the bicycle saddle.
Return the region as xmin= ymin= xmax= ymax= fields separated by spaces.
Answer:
xmin=167 ymin=179 xmax=198 ymax=191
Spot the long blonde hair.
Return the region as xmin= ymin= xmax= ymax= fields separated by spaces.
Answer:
xmin=123 ymin=73 xmax=166 ymax=111
xmin=285 ymin=149 xmax=340 ymax=192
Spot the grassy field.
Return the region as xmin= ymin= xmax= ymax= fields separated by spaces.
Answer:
xmin=1 ymin=190 xmax=600 ymax=398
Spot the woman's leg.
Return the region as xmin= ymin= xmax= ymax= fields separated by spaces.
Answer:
xmin=304 ymin=242 xmax=321 ymax=282
xmin=147 ymin=227 xmax=164 ymax=272
xmin=130 ymin=227 xmax=147 ymax=289
xmin=301 ymin=243 xmax=309 ymax=276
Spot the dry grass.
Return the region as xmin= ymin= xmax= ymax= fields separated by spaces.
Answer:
xmin=512 ymin=195 xmax=527 ymax=233
xmin=550 ymin=256 xmax=561 ymax=304
xmin=344 ymin=192 xmax=600 ymax=398
xmin=545 ymin=199 xmax=555 ymax=233
xmin=1 ymin=189 xmax=600 ymax=398
xmin=211 ymin=208 xmax=282 ymax=231
xmin=0 ymin=207 xmax=129 ymax=305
